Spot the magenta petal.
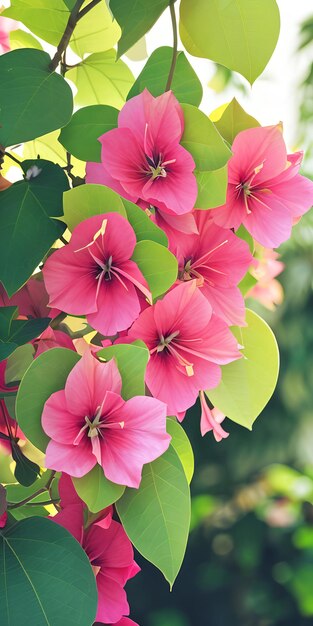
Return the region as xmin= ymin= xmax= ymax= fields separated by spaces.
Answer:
xmin=44 ymin=439 xmax=96 ymax=477
xmin=201 ymin=284 xmax=246 ymax=326
xmin=65 ymin=351 xmax=122 ymax=418
xmin=99 ymin=127 xmax=146 ymax=197
xmin=42 ymin=390 xmax=81 ymax=444
xmin=88 ymin=276 xmax=141 ymax=335
xmin=52 ymin=503 xmax=85 ymax=543
xmin=59 ymin=473 xmax=83 ymax=507
xmin=96 ymin=572 xmax=129 ymax=624
xmin=242 ymin=194 xmax=293 ymax=248
xmin=86 ymin=163 xmax=138 ymax=203
xmin=231 ymin=125 xmax=287 ymax=184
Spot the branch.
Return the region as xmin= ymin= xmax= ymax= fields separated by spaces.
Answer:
xmin=7 ymin=471 xmax=56 ymax=510
xmin=165 ymin=1 xmax=178 ymax=91
xmin=78 ymin=0 xmax=102 ymax=21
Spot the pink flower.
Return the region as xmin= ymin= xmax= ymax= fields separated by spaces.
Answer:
xmin=247 ymin=247 xmax=284 ymax=310
xmin=171 ymin=210 xmax=253 ymax=325
xmin=42 ymin=350 xmax=170 ymax=487
xmin=0 ymin=15 xmax=19 ymax=54
xmin=211 ymin=125 xmax=313 ymax=248
xmin=0 ymin=512 xmax=7 ymax=528
xmin=128 ymin=281 xmax=242 ymax=416
xmin=199 ymin=391 xmax=228 ymax=441
xmin=0 ymin=277 xmax=59 ymax=319
xmin=86 ymin=89 xmax=197 ymax=216
xmin=33 ymin=327 xmax=75 ymax=357
xmin=52 ymin=476 xmax=139 ymax=624
xmin=43 ymin=213 xmax=151 ymax=336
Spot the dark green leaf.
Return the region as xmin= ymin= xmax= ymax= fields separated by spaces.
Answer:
xmin=0 ymin=49 xmax=73 ymax=147
xmin=110 ymin=0 xmax=170 ymax=57
xmin=0 ymin=307 xmax=49 ymax=361
xmin=11 ymin=443 xmax=40 ymax=487
xmin=59 ymin=105 xmax=118 ymax=162
xmin=127 ymin=46 xmax=202 ymax=106
xmin=16 ymin=348 xmax=80 ymax=452
xmin=0 ymin=159 xmax=68 ymax=296
xmin=0 ymin=517 xmax=98 ymax=626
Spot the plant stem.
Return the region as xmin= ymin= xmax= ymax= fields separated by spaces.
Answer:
xmin=4 ymin=151 xmax=23 ymax=168
xmin=50 ymin=0 xmax=85 ymax=72
xmin=7 ymin=471 xmax=56 ymax=510
xmin=165 ymin=1 xmax=178 ymax=91
xmin=78 ymin=0 xmax=102 ymax=21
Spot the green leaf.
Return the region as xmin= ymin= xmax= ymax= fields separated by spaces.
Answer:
xmin=127 ymin=46 xmax=203 ymax=106
xmin=214 ymin=98 xmax=260 ymax=145
xmin=122 ymin=199 xmax=168 ymax=246
xmin=63 ymin=184 xmax=126 ymax=232
xmin=98 ymin=341 xmax=149 ymax=400
xmin=179 ymin=0 xmax=280 ymax=84
xmin=9 ymin=29 xmax=43 ymax=51
xmin=73 ymin=465 xmax=125 ymax=513
xmin=110 ymin=0 xmax=170 ymax=57
xmin=236 ymin=225 xmax=255 ymax=254
xmin=0 ymin=49 xmax=73 ymax=147
xmin=238 ymin=272 xmax=257 ymax=297
xmin=132 ymin=240 xmax=178 ymax=300
xmin=16 ymin=348 xmax=80 ymax=452
xmin=195 ymin=166 xmax=228 ymax=209
xmin=11 ymin=443 xmax=40 ymax=487
xmin=116 ymin=444 xmax=190 ymax=586
xmin=3 ymin=0 xmax=71 ymax=46
xmin=5 ymin=345 xmax=35 ymax=385
xmin=0 ymin=517 xmax=97 ymax=626
xmin=207 ymin=309 xmax=280 ymax=429
xmin=166 ymin=419 xmax=194 ymax=484
xmin=0 ymin=159 xmax=68 ymax=296
xmin=70 ymin=0 xmax=121 ymax=57
xmin=180 ymin=104 xmax=232 ymax=210
xmin=0 ymin=307 xmax=49 ymax=361
xmin=181 ymin=103 xmax=232 ymax=171
xmin=125 ymin=36 xmax=148 ymax=61
xmin=23 ymin=130 xmax=86 ymax=178
xmin=59 ymin=105 xmax=118 ymax=162
xmin=5 ymin=470 xmax=54 ymax=504
xmin=67 ymin=50 xmax=134 ymax=109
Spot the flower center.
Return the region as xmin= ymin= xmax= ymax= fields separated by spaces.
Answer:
xmin=156 ymin=330 xmax=180 ymax=353
xmin=143 ymin=123 xmax=176 ymax=180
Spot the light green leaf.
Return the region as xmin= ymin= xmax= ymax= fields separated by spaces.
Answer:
xmin=0 ymin=159 xmax=68 ymax=296
xmin=70 ymin=0 xmax=121 ymax=58
xmin=166 ymin=419 xmax=194 ymax=484
xmin=214 ymin=98 xmax=260 ymax=145
xmin=98 ymin=341 xmax=149 ymax=400
xmin=121 ymin=199 xmax=168 ymax=246
xmin=67 ymin=50 xmax=134 ymax=109
xmin=9 ymin=29 xmax=43 ymax=51
xmin=63 ymin=184 xmax=126 ymax=231
xmin=181 ymin=104 xmax=232 ymax=171
xmin=0 ymin=49 xmax=73 ymax=147
xmin=3 ymin=0 xmax=71 ymax=46
xmin=117 ymin=444 xmax=190 ymax=586
xmin=125 ymin=36 xmax=148 ymax=61
xmin=195 ymin=165 xmax=228 ymax=209
xmin=16 ymin=348 xmax=80 ymax=452
xmin=132 ymin=240 xmax=178 ymax=299
xmin=0 ymin=517 xmax=97 ymax=626
xmin=179 ymin=0 xmax=280 ymax=84
xmin=59 ymin=105 xmax=118 ymax=162
xmin=73 ymin=465 xmax=125 ymax=513
xmin=110 ymin=0 xmax=170 ymax=57
xmin=127 ymin=46 xmax=203 ymax=106
xmin=207 ymin=309 xmax=279 ymax=429
xmin=23 ymin=130 xmax=86 ymax=178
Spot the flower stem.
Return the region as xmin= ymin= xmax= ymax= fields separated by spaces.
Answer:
xmin=165 ymin=1 xmax=178 ymax=91
xmin=7 ymin=471 xmax=57 ymax=510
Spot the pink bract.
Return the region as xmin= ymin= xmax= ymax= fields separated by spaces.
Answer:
xmin=86 ymin=89 xmax=197 ymax=216
xmin=43 ymin=212 xmax=151 ymax=336
xmin=199 ymin=391 xmax=229 ymax=442
xmin=0 ymin=15 xmax=19 ymax=54
xmin=42 ymin=350 xmax=170 ymax=487
xmin=52 ymin=477 xmax=139 ymax=624
xmin=128 ymin=281 xmax=242 ymax=416
xmin=0 ymin=277 xmax=59 ymax=319
xmin=33 ymin=327 xmax=75 ymax=357
xmin=211 ymin=125 xmax=313 ymax=248
xmin=170 ymin=210 xmax=253 ymax=326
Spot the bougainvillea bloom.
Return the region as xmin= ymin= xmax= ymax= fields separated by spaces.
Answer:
xmin=211 ymin=125 xmax=313 ymax=248
xmin=171 ymin=211 xmax=253 ymax=325
xmin=247 ymin=247 xmax=284 ymax=310
xmin=43 ymin=213 xmax=151 ymax=336
xmin=42 ymin=350 xmax=170 ymax=487
xmin=53 ymin=483 xmax=139 ymax=624
xmin=0 ymin=15 xmax=18 ymax=54
xmin=199 ymin=391 xmax=228 ymax=441
xmin=33 ymin=327 xmax=75 ymax=357
xmin=86 ymin=89 xmax=197 ymax=216
xmin=0 ymin=276 xmax=59 ymax=319
xmin=128 ymin=281 xmax=241 ymax=416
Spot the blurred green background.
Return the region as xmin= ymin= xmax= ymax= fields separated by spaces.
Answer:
xmin=127 ymin=15 xmax=313 ymax=626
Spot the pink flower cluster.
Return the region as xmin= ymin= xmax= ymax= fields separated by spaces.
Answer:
xmin=1 ymin=89 xmax=313 ymax=624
